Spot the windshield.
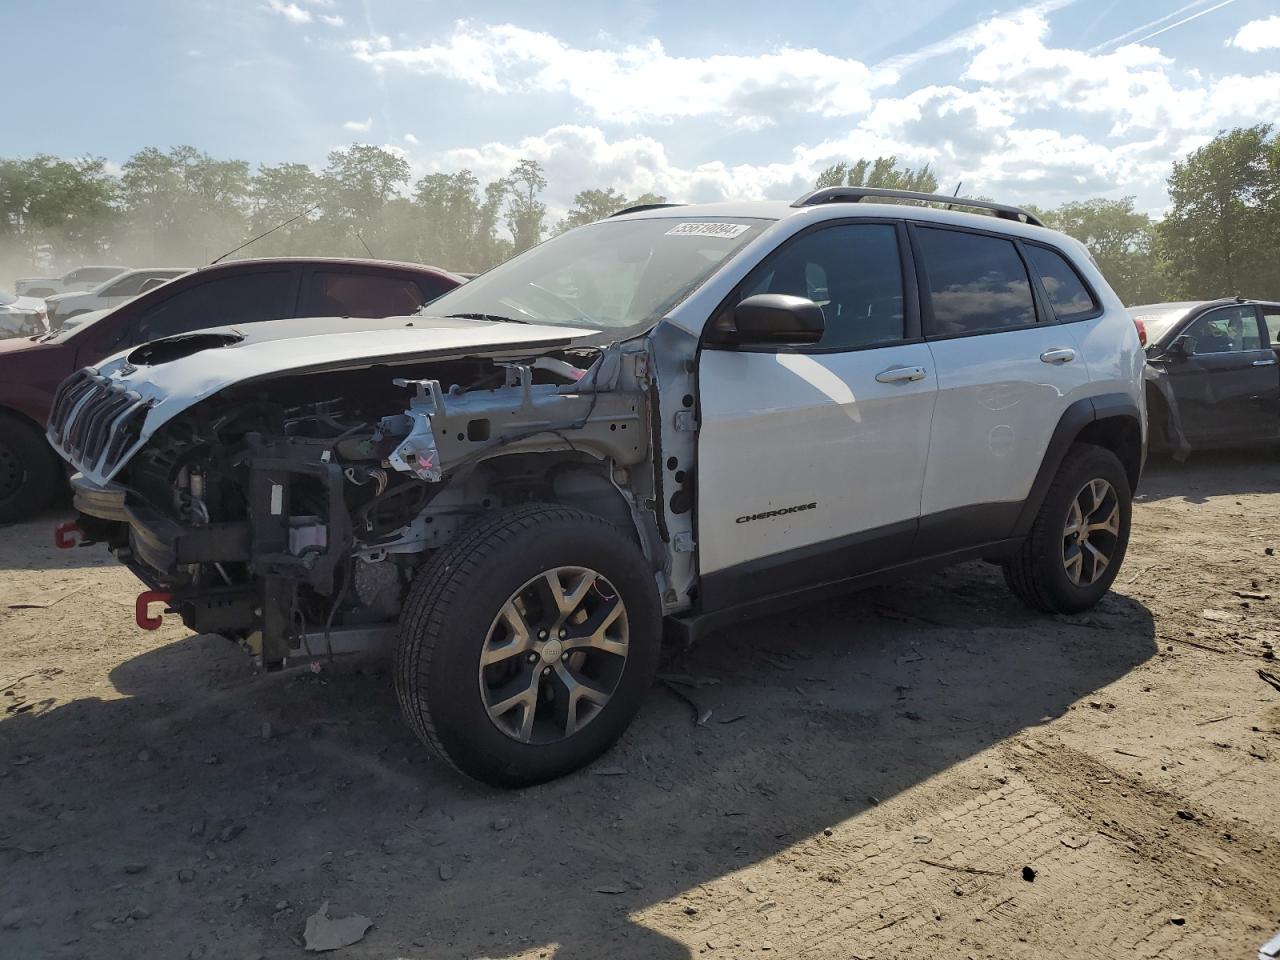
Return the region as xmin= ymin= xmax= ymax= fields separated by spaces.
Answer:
xmin=423 ymin=217 xmax=770 ymax=331
xmin=0 ymin=289 xmax=15 ymax=306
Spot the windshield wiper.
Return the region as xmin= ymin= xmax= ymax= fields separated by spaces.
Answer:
xmin=445 ymin=312 xmax=531 ymax=325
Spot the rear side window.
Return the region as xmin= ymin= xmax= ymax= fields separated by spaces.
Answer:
xmin=301 ymin=271 xmax=427 ymax=318
xmin=1024 ymin=245 xmax=1099 ymax=320
xmin=136 ymin=272 xmax=294 ymax=342
xmin=917 ymin=228 xmax=1037 ymax=336
xmin=737 ymin=223 xmax=905 ymax=350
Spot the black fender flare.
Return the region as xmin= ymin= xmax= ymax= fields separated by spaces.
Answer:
xmin=1012 ymin=393 xmax=1143 ymax=539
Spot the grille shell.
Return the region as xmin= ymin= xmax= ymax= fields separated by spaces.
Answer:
xmin=48 ymin=371 xmax=151 ymax=480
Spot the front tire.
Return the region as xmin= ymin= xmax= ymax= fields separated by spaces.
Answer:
xmin=395 ymin=503 xmax=661 ymax=787
xmin=1003 ymin=444 xmax=1132 ymax=614
xmin=0 ymin=412 xmax=61 ymax=524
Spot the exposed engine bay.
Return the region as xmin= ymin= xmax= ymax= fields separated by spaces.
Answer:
xmin=64 ymin=340 xmax=671 ymax=667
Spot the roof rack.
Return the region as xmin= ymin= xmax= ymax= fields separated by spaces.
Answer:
xmin=790 ymin=187 xmax=1045 ymax=227
xmin=609 ymin=202 xmax=684 ymax=218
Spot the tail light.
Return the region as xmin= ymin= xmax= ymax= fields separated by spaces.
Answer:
xmin=1133 ymin=317 xmax=1147 ymax=346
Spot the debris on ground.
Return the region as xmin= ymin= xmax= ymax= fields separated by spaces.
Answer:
xmin=302 ymin=901 xmax=372 ymax=952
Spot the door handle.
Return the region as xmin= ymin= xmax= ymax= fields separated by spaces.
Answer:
xmin=875 ymin=365 xmax=927 ymax=383
xmin=1252 ymin=358 xmax=1277 ymax=366
xmin=1040 ymin=347 xmax=1076 ymax=364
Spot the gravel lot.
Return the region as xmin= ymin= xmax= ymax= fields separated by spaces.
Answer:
xmin=2 ymin=450 xmax=1278 ymax=959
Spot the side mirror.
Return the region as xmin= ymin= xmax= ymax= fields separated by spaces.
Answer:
xmin=728 ymin=293 xmax=824 ymax=346
xmin=1169 ymin=334 xmax=1196 ymax=359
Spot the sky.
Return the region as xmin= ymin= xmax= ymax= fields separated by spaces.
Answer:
xmin=4 ymin=0 xmax=1280 ymax=219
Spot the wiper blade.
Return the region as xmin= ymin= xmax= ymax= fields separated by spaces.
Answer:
xmin=445 ymin=312 xmax=531 ymax=325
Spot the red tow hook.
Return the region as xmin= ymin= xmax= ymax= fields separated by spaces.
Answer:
xmin=54 ymin=521 xmax=82 ymax=549
xmin=136 ymin=591 xmax=172 ymax=631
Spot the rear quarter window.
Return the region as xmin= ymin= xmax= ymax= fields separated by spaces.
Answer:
xmin=301 ymin=271 xmax=427 ymax=318
xmin=1024 ymin=244 xmax=1099 ymax=320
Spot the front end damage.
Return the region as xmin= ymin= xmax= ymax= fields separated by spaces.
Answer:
xmin=51 ymin=337 xmax=671 ymax=669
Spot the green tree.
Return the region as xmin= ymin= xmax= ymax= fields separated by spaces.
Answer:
xmin=320 ymin=145 xmax=412 ymax=256
xmin=244 ymin=162 xmax=324 ymax=257
xmin=505 ymin=159 xmax=547 ymax=253
xmin=1160 ymin=125 xmax=1280 ymax=299
xmin=1037 ymin=198 xmax=1170 ymax=305
xmin=555 ymin=188 xmax=668 ymax=233
xmin=814 ymin=156 xmax=939 ymax=194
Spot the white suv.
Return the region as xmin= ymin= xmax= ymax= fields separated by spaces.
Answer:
xmin=44 ymin=267 xmax=192 ymax=325
xmin=50 ymin=187 xmax=1145 ymax=786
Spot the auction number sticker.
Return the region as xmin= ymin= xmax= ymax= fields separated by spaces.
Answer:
xmin=665 ymin=222 xmax=751 ymax=239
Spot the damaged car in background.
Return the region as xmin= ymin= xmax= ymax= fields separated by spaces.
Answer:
xmin=1133 ymin=298 xmax=1280 ymax=458
xmin=50 ymin=188 xmax=1146 ymax=786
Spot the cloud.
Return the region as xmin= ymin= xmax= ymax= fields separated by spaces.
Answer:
xmin=352 ymin=24 xmax=879 ymax=126
xmin=403 ymin=133 xmax=420 ymax=145
xmin=1230 ymin=15 xmax=1280 ymax=51
xmin=319 ymin=14 xmax=345 ymax=27
xmin=264 ymin=0 xmax=312 ymax=25
xmin=343 ymin=117 xmax=373 ymax=132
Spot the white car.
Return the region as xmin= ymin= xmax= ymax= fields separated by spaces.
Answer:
xmin=0 ymin=288 xmax=48 ymax=338
xmin=52 ymin=187 xmax=1145 ymax=787
xmin=45 ymin=267 xmax=191 ymax=326
xmin=14 ymin=265 xmax=129 ymax=299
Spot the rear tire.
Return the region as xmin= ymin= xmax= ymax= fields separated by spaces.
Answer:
xmin=0 ymin=412 xmax=60 ymax=524
xmin=395 ymin=503 xmax=661 ymax=787
xmin=1003 ymin=444 xmax=1131 ymax=614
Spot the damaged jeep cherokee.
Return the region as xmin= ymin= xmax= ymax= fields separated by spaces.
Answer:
xmin=49 ymin=188 xmax=1146 ymax=787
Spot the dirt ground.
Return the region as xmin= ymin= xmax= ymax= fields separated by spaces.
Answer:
xmin=2 ymin=450 xmax=1279 ymax=960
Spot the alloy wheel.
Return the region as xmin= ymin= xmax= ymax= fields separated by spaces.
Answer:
xmin=1062 ymin=477 xmax=1120 ymax=586
xmin=478 ymin=566 xmax=629 ymax=744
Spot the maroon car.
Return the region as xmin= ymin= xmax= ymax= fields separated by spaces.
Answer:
xmin=0 ymin=257 xmax=462 ymax=521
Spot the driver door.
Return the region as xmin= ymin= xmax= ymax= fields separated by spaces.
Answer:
xmin=1163 ymin=304 xmax=1279 ymax=444
xmin=695 ymin=221 xmax=938 ymax=609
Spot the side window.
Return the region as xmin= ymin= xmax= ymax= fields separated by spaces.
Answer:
xmin=1263 ymin=308 xmax=1280 ymax=346
xmin=136 ymin=272 xmax=294 ymax=342
xmin=1183 ymin=306 xmax=1263 ymax=354
xmin=917 ymin=228 xmax=1037 ymax=336
xmin=1024 ymin=244 xmax=1099 ymax=320
xmin=103 ymin=274 xmax=153 ymax=297
xmin=736 ymin=223 xmax=905 ymax=350
xmin=300 ymin=271 xmax=426 ymax=318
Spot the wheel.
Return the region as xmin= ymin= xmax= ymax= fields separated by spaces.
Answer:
xmin=0 ymin=412 xmax=61 ymax=524
xmin=395 ymin=503 xmax=662 ymax=787
xmin=1002 ymin=444 xmax=1131 ymax=614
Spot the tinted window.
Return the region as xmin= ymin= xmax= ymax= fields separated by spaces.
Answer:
xmin=1183 ymin=306 xmax=1263 ymax=354
xmin=918 ymin=228 xmax=1037 ymax=336
xmin=739 ymin=224 xmax=905 ymax=349
xmin=300 ymin=271 xmax=426 ymax=318
xmin=104 ymin=272 xmax=178 ymax=297
xmin=137 ymin=272 xmax=294 ymax=341
xmin=1025 ymin=245 xmax=1098 ymax=319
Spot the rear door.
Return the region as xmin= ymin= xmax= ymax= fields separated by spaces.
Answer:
xmin=913 ymin=225 xmax=1094 ymax=550
xmin=696 ymin=220 xmax=938 ymax=606
xmin=1163 ymin=304 xmax=1279 ymax=443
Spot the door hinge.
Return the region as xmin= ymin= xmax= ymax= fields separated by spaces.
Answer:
xmin=673 ymin=410 xmax=698 ymax=432
xmin=672 ymin=531 xmax=696 ymax=553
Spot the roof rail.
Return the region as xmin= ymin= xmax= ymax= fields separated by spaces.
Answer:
xmin=790 ymin=186 xmax=1045 ymax=227
xmin=609 ymin=202 xmax=684 ymax=218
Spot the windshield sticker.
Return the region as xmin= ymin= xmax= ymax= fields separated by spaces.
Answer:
xmin=665 ymin=222 xmax=751 ymax=239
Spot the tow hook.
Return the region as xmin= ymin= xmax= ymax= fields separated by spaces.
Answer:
xmin=136 ymin=591 xmax=173 ymax=630
xmin=54 ymin=521 xmax=83 ymax=549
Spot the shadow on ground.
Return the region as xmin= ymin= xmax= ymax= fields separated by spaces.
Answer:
xmin=1139 ymin=447 xmax=1280 ymax=504
xmin=0 ymin=561 xmax=1156 ymax=959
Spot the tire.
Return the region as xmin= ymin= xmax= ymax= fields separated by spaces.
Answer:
xmin=395 ymin=502 xmax=662 ymax=787
xmin=1002 ymin=443 xmax=1131 ymax=614
xmin=0 ymin=412 xmax=61 ymax=524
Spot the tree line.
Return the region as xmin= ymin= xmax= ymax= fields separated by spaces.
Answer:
xmin=2 ymin=125 xmax=1277 ymax=305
